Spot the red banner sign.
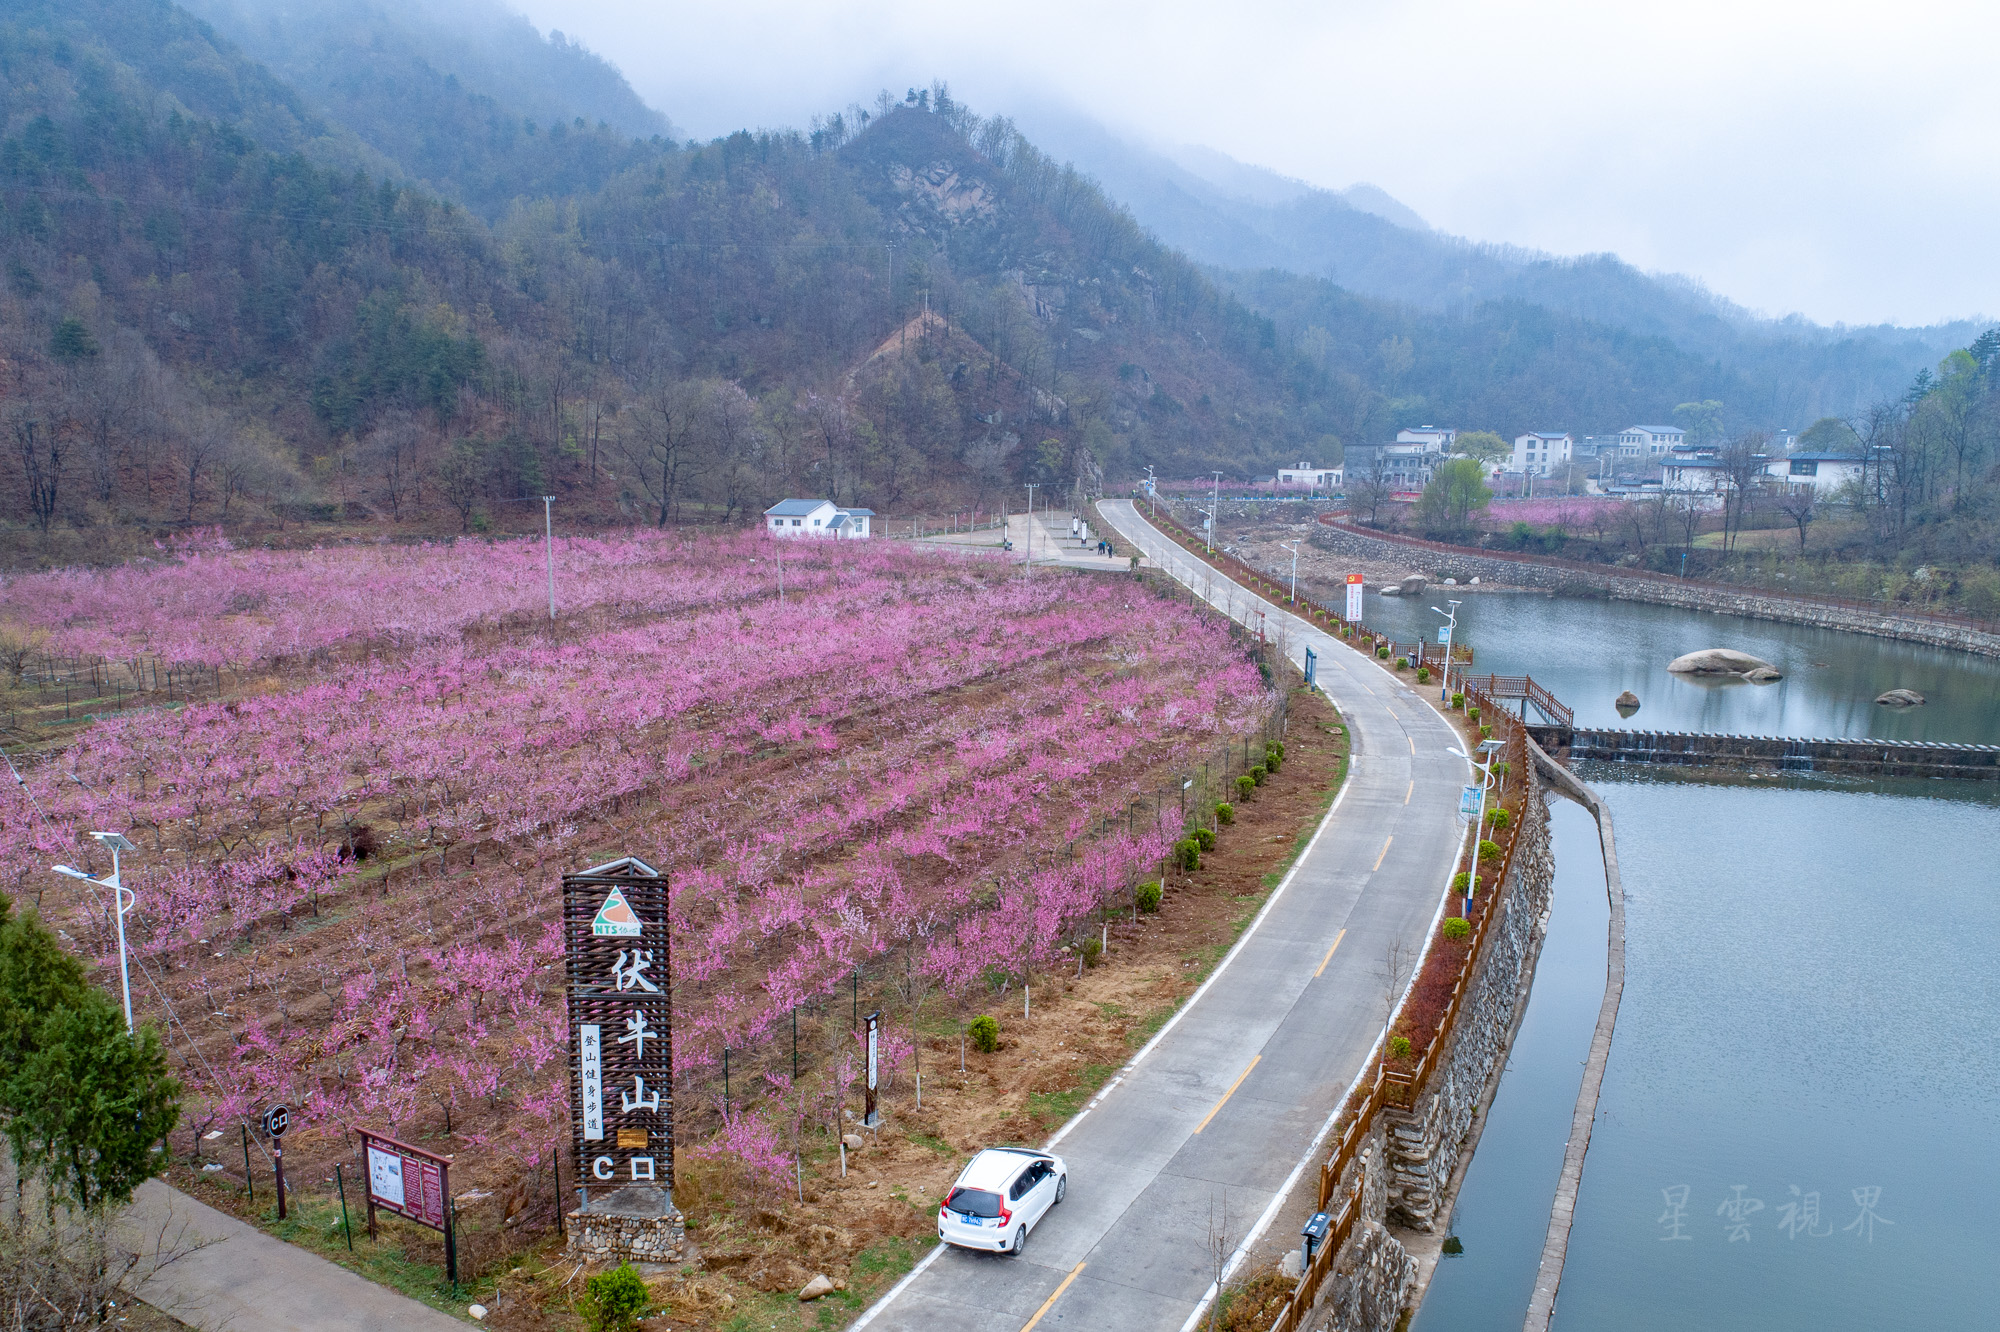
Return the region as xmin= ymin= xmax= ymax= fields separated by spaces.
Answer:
xmin=358 ymin=1129 xmax=450 ymax=1232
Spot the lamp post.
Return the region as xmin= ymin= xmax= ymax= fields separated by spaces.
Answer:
xmin=1430 ymin=600 xmax=1462 ymax=702
xmin=1211 ymin=471 xmax=1222 ymax=548
xmin=1196 ymin=505 xmax=1215 ymax=554
xmin=1144 ymin=465 xmax=1157 ymax=517
xmin=53 ymin=832 xmax=138 ymax=1033
xmin=1448 ymin=743 xmax=1504 ymax=917
xmin=1281 ymin=541 xmax=1302 ymax=604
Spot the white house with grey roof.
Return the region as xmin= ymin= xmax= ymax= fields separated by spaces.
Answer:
xmin=1509 ymin=432 xmax=1573 ymax=475
xmin=763 ymin=498 xmax=875 ymax=539
xmin=1615 ymin=425 xmax=1685 ymax=456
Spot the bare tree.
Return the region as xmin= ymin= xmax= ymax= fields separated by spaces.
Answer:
xmin=1772 ymin=483 xmax=1816 ymax=551
xmin=1382 ymin=936 xmax=1417 ymax=1030
xmin=1716 ymin=432 xmax=1770 ymax=551
xmin=364 ymin=414 xmax=424 ymax=520
xmin=619 ymin=375 xmax=704 ymax=525
xmin=9 ymin=407 xmax=61 ymax=532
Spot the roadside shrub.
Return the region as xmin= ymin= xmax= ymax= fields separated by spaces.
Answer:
xmin=1395 ymin=656 xmax=1409 ymax=670
xmin=1236 ymin=775 xmax=1255 ymax=798
xmin=1193 ymin=826 xmax=1216 ymax=851
xmin=1467 ymin=707 xmax=1481 ymax=724
xmin=579 ymin=1264 xmax=649 ymax=1332
xmin=1416 ymin=667 xmax=1430 ymax=684
xmin=1376 ymin=644 xmax=1390 ymax=659
xmin=1173 ymin=838 xmax=1201 ymax=871
xmin=1442 ymin=916 xmax=1471 ymax=941
xmin=1270 ymin=740 xmax=1285 ymax=760
xmin=1451 ymin=871 xmax=1471 ymax=892
xmin=1264 ymin=751 xmax=1282 ymax=774
xmin=1477 ymin=838 xmax=1501 ymax=862
xmin=1249 ymin=764 xmax=1268 ymax=786
xmin=1495 ymin=761 xmax=1511 ymax=779
xmin=1480 ymin=725 xmax=1493 ymax=740
xmin=969 ymin=1014 xmax=1001 ymax=1052
xmin=1215 ymin=802 xmax=1235 ymax=825
xmin=1136 ymin=880 xmax=1163 ymax=913
xmin=1389 ymin=1036 xmax=1412 ymax=1061
xmin=1080 ymin=936 xmax=1103 ymax=969
xmin=1451 ymin=692 xmax=1465 ymax=709
xmin=1485 ymin=808 xmax=1511 ymax=830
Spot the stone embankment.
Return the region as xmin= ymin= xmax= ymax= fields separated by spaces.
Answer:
xmin=1307 ymin=522 xmax=2000 ymax=658
xmin=1295 ymin=768 xmax=1558 ymax=1329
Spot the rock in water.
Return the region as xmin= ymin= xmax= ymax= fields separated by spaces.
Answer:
xmin=1400 ymin=573 xmax=1429 ymax=596
xmin=1614 ymin=690 xmax=1641 ymax=715
xmin=1378 ymin=584 xmax=1402 ymax=596
xmin=1666 ymin=648 xmax=1781 ymax=678
xmin=1743 ymin=667 xmax=1782 ymax=683
xmin=1875 ymin=688 xmax=1926 ymax=707
xmin=799 ymin=1275 xmax=835 ymax=1302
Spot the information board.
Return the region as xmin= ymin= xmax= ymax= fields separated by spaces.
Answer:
xmin=1345 ymin=574 xmax=1364 ymax=622
xmin=358 ymin=1129 xmax=449 ymax=1231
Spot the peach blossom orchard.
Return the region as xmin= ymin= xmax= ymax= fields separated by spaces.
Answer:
xmin=1 ymin=530 xmax=1269 ymax=1190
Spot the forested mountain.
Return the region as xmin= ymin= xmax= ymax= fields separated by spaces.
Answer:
xmin=1019 ymin=106 xmax=1983 ymax=426
xmin=0 ymin=0 xmax=1980 ymax=563
xmin=178 ymin=0 xmax=678 ymax=215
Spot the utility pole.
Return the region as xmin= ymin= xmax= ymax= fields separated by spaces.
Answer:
xmin=1430 ymin=599 xmax=1461 ymax=702
xmin=1145 ymin=465 xmax=1158 ymax=518
xmin=1211 ymin=471 xmax=1222 ymax=551
xmin=1282 ymin=541 xmax=1301 ymax=604
xmin=1023 ymin=483 xmax=1038 ymax=578
xmin=543 ymin=496 xmax=557 ymax=620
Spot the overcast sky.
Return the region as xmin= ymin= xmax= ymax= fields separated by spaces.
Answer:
xmin=514 ymin=0 xmax=1995 ymax=329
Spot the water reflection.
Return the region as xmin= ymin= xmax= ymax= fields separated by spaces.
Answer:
xmin=1358 ymin=591 xmax=2000 ymax=743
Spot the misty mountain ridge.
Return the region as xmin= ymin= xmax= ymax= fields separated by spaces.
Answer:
xmin=1015 ymin=105 xmax=1982 ymax=419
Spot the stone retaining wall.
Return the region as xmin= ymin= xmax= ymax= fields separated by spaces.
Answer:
xmin=1306 ymin=523 xmax=2000 ymax=657
xmin=1296 ymin=770 xmax=1557 ymax=1329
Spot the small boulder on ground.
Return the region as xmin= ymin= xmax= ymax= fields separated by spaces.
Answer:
xmin=1614 ymin=690 xmax=1641 ymax=715
xmin=799 ymin=1275 xmax=836 ymax=1302
xmin=841 ymin=1133 xmax=864 ymax=1151
xmin=1876 ymin=688 xmax=1926 ymax=707
xmin=1667 ymin=648 xmax=1781 ymax=678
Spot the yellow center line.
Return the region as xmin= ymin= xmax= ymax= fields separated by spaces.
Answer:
xmin=1405 ymin=780 xmax=1414 ymax=805
xmin=1373 ymin=836 xmax=1394 ymax=871
xmin=1193 ymin=1055 xmax=1261 ymax=1134
xmin=1408 ymin=736 xmax=1416 ymax=755
xmin=1315 ymin=928 xmax=1347 ymax=977
xmin=1020 ymin=1262 xmax=1087 ymax=1332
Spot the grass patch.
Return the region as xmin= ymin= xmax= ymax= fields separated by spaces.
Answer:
xmin=1094 ymin=1001 xmax=1126 ymax=1019
xmin=1027 ymin=1062 xmax=1118 ymax=1125
xmin=906 ymin=1130 xmax=954 ymax=1155
xmin=1128 ymin=1002 xmax=1178 ymax=1048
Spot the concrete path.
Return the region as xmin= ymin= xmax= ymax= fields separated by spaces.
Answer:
xmin=112 ymin=1178 xmax=467 ymax=1331
xmin=857 ymin=500 xmax=1469 ymax=1332
xmin=910 ymin=511 xmax=1135 ymax=573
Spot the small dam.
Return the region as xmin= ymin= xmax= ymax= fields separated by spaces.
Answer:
xmin=1527 ymin=726 xmax=2000 ymax=780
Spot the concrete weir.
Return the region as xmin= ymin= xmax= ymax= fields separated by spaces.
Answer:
xmin=1535 ymin=727 xmax=2000 ymax=780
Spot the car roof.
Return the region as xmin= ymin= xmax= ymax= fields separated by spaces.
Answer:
xmin=956 ymin=1148 xmax=1050 ymax=1189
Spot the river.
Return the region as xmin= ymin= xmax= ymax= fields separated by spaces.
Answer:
xmin=1356 ymin=591 xmax=2000 ymax=1331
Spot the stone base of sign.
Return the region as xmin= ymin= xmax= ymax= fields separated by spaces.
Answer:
xmin=566 ymin=1187 xmax=686 ymax=1264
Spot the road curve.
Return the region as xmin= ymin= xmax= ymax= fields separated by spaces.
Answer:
xmin=855 ymin=499 xmax=1467 ymax=1332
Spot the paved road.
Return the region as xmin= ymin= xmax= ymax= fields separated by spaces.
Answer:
xmin=857 ymin=500 xmax=1467 ymax=1332
xmin=112 ymin=1178 xmax=468 ymax=1331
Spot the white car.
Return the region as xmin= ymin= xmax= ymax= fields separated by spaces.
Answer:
xmin=937 ymin=1148 xmax=1068 ymax=1255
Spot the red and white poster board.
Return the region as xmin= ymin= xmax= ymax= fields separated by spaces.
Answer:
xmin=358 ymin=1129 xmax=450 ymax=1231
xmin=1345 ymin=574 xmax=1364 ymax=622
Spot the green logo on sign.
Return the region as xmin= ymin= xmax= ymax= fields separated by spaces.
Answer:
xmin=592 ymin=887 xmax=643 ymax=937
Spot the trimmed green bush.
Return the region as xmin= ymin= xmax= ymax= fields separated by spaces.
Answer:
xmin=580 ymin=1264 xmax=649 ymax=1332
xmin=1485 ymin=808 xmax=1512 ymax=831
xmin=1451 ymin=871 xmax=1471 ymax=892
xmin=1136 ymin=880 xmax=1163 ymax=913
xmin=1376 ymin=644 xmax=1390 ymax=659
xmin=1236 ymin=774 xmax=1255 ymax=798
xmin=1477 ymin=838 xmax=1502 ymax=862
xmin=1270 ymin=741 xmax=1285 ymax=759
xmin=1467 ymin=707 xmax=1480 ymax=724
xmin=969 ymin=1014 xmax=1000 ymax=1052
xmin=1395 ymin=656 xmax=1409 ymax=670
xmin=1480 ymin=724 xmax=1493 ymax=740
xmin=1263 ymin=752 xmax=1282 ymax=774
xmin=1442 ymin=916 xmax=1471 ymax=941
xmin=1193 ymin=826 xmax=1216 ymax=851
xmin=1249 ymin=764 xmax=1268 ymax=786
xmin=1080 ymin=936 xmax=1103 ymax=968
xmin=1495 ymin=761 xmax=1511 ymax=779
xmin=1215 ymin=802 xmax=1235 ymax=825
xmin=1389 ymin=1036 xmax=1412 ymax=1060
xmin=1451 ymin=692 xmax=1465 ymax=710
xmin=1416 ymin=667 xmax=1431 ymax=684
xmin=1173 ymin=838 xmax=1201 ymax=871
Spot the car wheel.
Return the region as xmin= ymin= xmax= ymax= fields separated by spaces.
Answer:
xmin=1055 ymin=1174 xmax=1067 ymax=1204
xmin=1010 ymin=1226 xmax=1027 ymax=1256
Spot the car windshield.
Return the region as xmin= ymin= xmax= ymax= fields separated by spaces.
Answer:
xmin=946 ymin=1187 xmax=1003 ymax=1218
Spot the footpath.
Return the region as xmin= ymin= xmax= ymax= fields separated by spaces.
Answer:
xmin=113 ymin=1178 xmax=468 ymax=1331
xmin=856 ymin=499 xmax=1469 ymax=1332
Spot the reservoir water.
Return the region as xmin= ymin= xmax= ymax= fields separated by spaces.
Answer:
xmin=1365 ymin=591 xmax=2000 ymax=1331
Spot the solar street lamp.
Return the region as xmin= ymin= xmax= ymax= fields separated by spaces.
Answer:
xmin=1430 ymin=600 xmax=1462 ymax=701
xmin=53 ymin=831 xmax=138 ymax=1033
